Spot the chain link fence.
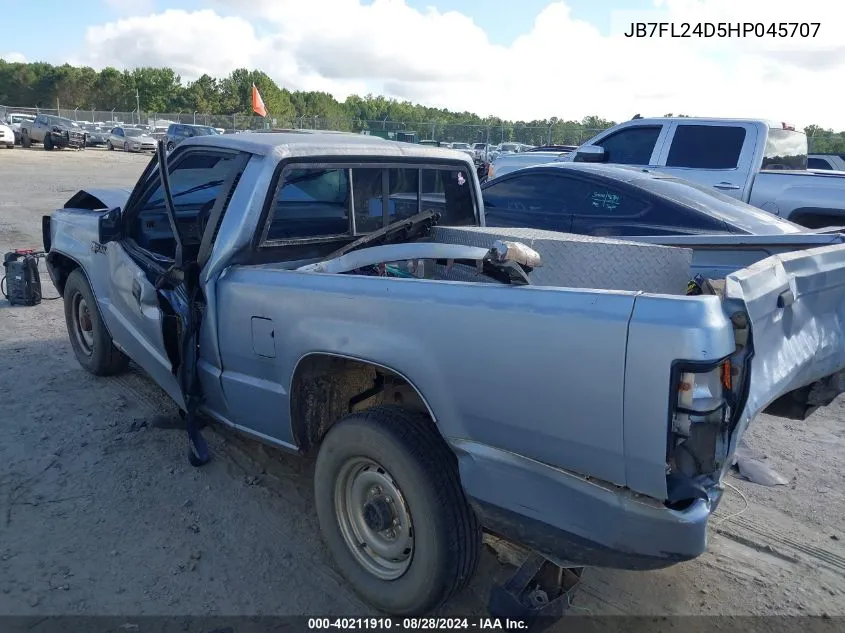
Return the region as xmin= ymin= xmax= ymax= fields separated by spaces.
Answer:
xmin=2 ymin=104 xmax=843 ymax=152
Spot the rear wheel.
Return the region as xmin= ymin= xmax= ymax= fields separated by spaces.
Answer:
xmin=314 ymin=405 xmax=480 ymax=615
xmin=63 ymin=269 xmax=129 ymax=376
xmin=21 ymin=130 xmax=31 ymax=148
xmin=123 ymin=141 xmax=129 ymax=152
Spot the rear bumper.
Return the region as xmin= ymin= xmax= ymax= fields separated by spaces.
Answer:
xmin=453 ymin=440 xmax=721 ymax=570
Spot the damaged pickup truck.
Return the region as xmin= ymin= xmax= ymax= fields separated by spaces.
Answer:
xmin=42 ymin=132 xmax=845 ymax=619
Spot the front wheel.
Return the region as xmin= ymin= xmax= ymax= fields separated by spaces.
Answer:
xmin=314 ymin=405 xmax=481 ymax=616
xmin=107 ymin=140 xmax=113 ymax=151
xmin=43 ymin=134 xmax=53 ymax=151
xmin=63 ymin=269 xmax=129 ymax=376
xmin=123 ymin=142 xmax=129 ymax=152
xmin=21 ymin=130 xmax=31 ymax=148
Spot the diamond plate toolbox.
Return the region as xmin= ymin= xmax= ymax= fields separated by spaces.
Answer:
xmin=431 ymin=226 xmax=693 ymax=295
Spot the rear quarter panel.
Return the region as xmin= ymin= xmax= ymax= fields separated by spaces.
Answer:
xmin=214 ymin=268 xmax=638 ymax=487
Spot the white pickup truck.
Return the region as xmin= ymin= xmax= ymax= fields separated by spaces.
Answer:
xmin=493 ymin=118 xmax=845 ymax=229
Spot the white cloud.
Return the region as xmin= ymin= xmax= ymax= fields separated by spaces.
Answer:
xmin=2 ymin=52 xmax=27 ymax=63
xmin=78 ymin=0 xmax=844 ymax=128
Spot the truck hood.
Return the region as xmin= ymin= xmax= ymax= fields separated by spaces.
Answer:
xmin=63 ymin=188 xmax=132 ymax=212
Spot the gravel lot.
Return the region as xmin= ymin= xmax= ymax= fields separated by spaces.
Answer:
xmin=0 ymin=147 xmax=843 ymax=626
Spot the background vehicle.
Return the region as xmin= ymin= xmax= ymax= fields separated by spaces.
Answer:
xmin=5 ymin=112 xmax=35 ymax=144
xmin=20 ymin=115 xmax=86 ymax=150
xmin=80 ymin=123 xmax=108 ymax=147
xmin=808 ymin=154 xmax=845 ymax=171
xmin=43 ymin=132 xmax=845 ymax=619
xmin=0 ymin=123 xmax=14 ymax=148
xmin=107 ymin=126 xmax=157 ymax=152
xmin=164 ymin=123 xmax=220 ymax=152
xmin=566 ymin=118 xmax=845 ymax=229
xmin=483 ymin=163 xmax=809 ymax=237
xmin=482 ymin=162 xmax=845 ymax=280
xmin=490 ymin=118 xmax=845 ymax=229
xmin=489 ymin=149 xmax=568 ymax=179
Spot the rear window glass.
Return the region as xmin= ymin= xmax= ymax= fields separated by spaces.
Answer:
xmin=263 ymin=164 xmax=476 ymax=244
xmin=666 ymin=125 xmax=746 ymax=169
xmin=762 ymin=129 xmax=808 ymax=170
xmin=269 ymin=168 xmax=350 ymax=240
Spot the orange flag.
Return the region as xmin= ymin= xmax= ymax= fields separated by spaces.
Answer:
xmin=252 ymin=83 xmax=267 ymax=117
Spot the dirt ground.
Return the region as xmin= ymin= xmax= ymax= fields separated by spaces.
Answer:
xmin=0 ymin=147 xmax=843 ymax=626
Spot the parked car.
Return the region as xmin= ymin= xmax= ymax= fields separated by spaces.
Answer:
xmin=20 ymin=115 xmax=86 ymax=150
xmin=808 ymin=154 xmax=845 ymax=171
xmin=42 ymin=131 xmax=845 ymax=619
xmin=165 ymin=123 xmax=220 ymax=152
xmin=5 ymin=112 xmax=35 ymax=144
xmin=80 ymin=123 xmax=108 ymax=147
xmin=482 ymin=162 xmax=808 ymax=237
xmin=548 ymin=117 xmax=845 ymax=229
xmin=107 ymin=126 xmax=157 ymax=152
xmin=0 ymin=123 xmax=14 ymax=148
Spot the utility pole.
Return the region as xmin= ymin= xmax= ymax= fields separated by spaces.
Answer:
xmin=136 ymin=89 xmax=141 ymax=124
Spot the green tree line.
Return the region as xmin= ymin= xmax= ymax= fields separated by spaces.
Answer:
xmin=2 ymin=60 xmax=844 ymax=151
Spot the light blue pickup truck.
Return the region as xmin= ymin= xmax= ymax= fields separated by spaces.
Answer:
xmin=42 ymin=131 xmax=845 ymax=618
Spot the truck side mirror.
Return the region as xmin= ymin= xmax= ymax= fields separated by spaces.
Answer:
xmin=574 ymin=145 xmax=607 ymax=163
xmin=98 ymin=207 xmax=123 ymax=244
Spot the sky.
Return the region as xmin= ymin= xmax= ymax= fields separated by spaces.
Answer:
xmin=1 ymin=0 xmax=840 ymax=128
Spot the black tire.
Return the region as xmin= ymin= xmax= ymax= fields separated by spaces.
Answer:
xmin=63 ymin=269 xmax=129 ymax=376
xmin=107 ymin=140 xmax=113 ymax=151
xmin=21 ymin=130 xmax=31 ymax=148
xmin=314 ymin=405 xmax=480 ymax=616
xmin=123 ymin=141 xmax=128 ymax=152
xmin=44 ymin=134 xmax=53 ymax=151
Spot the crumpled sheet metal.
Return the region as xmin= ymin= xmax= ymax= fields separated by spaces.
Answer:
xmin=724 ymin=242 xmax=845 ymax=460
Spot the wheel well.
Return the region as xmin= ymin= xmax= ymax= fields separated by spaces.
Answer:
xmin=290 ymin=354 xmax=435 ymax=455
xmin=46 ymin=251 xmax=81 ymax=296
xmin=788 ymin=209 xmax=843 ymax=229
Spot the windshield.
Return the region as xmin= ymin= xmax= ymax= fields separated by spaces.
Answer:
xmin=125 ymin=129 xmax=145 ymax=138
xmin=193 ymin=126 xmax=217 ymax=136
xmin=473 ymin=144 xmax=486 ymax=149
xmin=500 ymin=143 xmax=519 ymax=152
xmin=452 ymin=143 xmax=470 ymax=149
xmin=642 ymin=176 xmax=803 ymax=235
xmin=10 ymin=115 xmax=34 ymax=124
xmin=53 ymin=117 xmax=78 ymax=128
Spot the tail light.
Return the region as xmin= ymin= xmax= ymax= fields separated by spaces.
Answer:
xmin=666 ymin=358 xmax=734 ymax=505
xmin=673 ymin=362 xmax=729 ymax=438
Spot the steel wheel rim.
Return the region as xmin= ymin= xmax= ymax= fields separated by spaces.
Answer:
xmin=72 ymin=292 xmax=94 ymax=356
xmin=334 ymin=457 xmax=414 ymax=580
